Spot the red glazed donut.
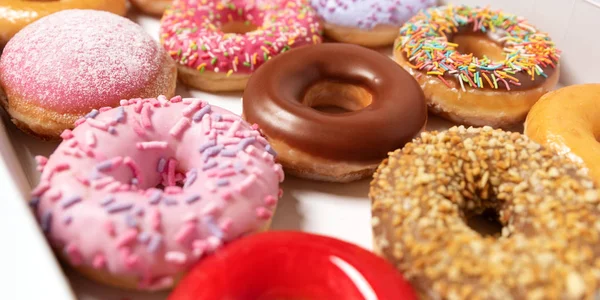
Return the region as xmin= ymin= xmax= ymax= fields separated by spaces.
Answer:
xmin=169 ymin=231 xmax=417 ymax=300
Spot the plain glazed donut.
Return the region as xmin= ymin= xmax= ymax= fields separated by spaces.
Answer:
xmin=525 ymin=84 xmax=600 ymax=186
xmin=394 ymin=5 xmax=560 ymax=128
xmin=371 ymin=126 xmax=600 ymax=299
xmin=30 ymin=96 xmax=284 ymax=290
xmin=169 ymin=231 xmax=417 ymax=300
xmin=0 ymin=10 xmax=177 ymax=139
xmin=160 ymin=0 xmax=322 ymax=92
xmin=0 ymin=0 xmax=126 ymax=48
xmin=131 ymin=0 xmax=171 ymax=16
xmin=310 ymin=0 xmax=436 ymax=47
xmin=243 ymin=44 xmax=427 ymax=182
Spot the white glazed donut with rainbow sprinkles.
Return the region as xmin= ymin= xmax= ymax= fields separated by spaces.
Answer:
xmin=31 ymin=96 xmax=284 ymax=290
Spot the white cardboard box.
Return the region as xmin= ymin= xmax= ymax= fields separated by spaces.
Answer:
xmin=0 ymin=1 xmax=593 ymax=299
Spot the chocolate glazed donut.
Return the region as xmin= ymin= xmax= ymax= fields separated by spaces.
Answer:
xmin=243 ymin=44 xmax=427 ymax=182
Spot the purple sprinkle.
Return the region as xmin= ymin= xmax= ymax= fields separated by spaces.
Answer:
xmin=133 ymin=206 xmax=144 ymax=216
xmin=149 ymin=191 xmax=162 ymax=205
xmin=63 ymin=215 xmax=73 ymax=225
xmin=216 ymin=179 xmax=229 ymax=187
xmin=106 ymin=202 xmax=133 ymax=214
xmin=202 ymin=160 xmax=218 ymax=171
xmin=137 ymin=231 xmax=151 ymax=244
xmin=212 ymin=114 xmax=222 ymax=121
xmin=95 ymin=160 xmax=114 ymax=171
xmin=157 ymin=158 xmax=167 ymax=173
xmin=41 ymin=211 xmax=52 ymax=233
xmin=184 ymin=169 xmax=197 ymax=189
xmin=198 ymin=140 xmax=217 ymax=153
xmin=185 ymin=194 xmax=201 ymax=204
xmin=108 ymin=127 xmax=117 ymax=134
xmin=205 ymin=217 xmax=223 ymax=239
xmin=29 ymin=197 xmax=40 ymax=208
xmin=85 ymin=109 xmax=99 ymax=119
xmin=164 ymin=198 xmax=178 ymax=206
xmin=60 ymin=195 xmax=82 ymax=209
xmin=220 ymin=148 xmax=238 ymax=157
xmin=100 ymin=195 xmax=115 ymax=207
xmin=192 ymin=105 xmax=211 ymax=122
xmin=115 ymin=106 xmax=126 ymax=123
xmin=125 ymin=214 xmax=137 ymax=227
xmin=265 ymin=144 xmax=277 ymax=157
xmin=203 ymin=145 xmax=224 ymax=162
xmin=238 ymin=137 xmax=256 ymax=151
xmin=147 ymin=235 xmax=162 ymax=253
xmin=219 ymin=161 xmax=231 ymax=169
xmin=234 ymin=162 xmax=246 ymax=173
xmin=88 ymin=169 xmax=101 ymax=181
xmin=131 ymin=178 xmax=139 ymax=185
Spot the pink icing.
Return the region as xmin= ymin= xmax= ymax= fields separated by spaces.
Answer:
xmin=159 ymin=0 xmax=322 ymax=75
xmin=0 ymin=10 xmax=166 ymax=114
xmin=31 ymin=96 xmax=284 ymax=289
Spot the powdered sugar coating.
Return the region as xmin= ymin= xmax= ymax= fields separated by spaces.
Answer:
xmin=0 ymin=10 xmax=166 ymax=114
xmin=310 ymin=0 xmax=436 ymax=29
xmin=32 ymin=96 xmax=284 ymax=289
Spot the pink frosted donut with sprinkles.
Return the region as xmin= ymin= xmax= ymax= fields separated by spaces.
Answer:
xmin=393 ymin=5 xmax=560 ymax=128
xmin=310 ymin=0 xmax=436 ymax=47
xmin=159 ymin=0 xmax=322 ymax=92
xmin=31 ymin=96 xmax=284 ymax=290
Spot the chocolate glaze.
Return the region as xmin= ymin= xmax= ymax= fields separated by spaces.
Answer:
xmin=408 ymin=28 xmax=558 ymax=91
xmin=243 ymin=44 xmax=427 ymax=162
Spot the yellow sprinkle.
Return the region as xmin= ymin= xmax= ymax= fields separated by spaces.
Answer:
xmin=196 ymin=63 xmax=206 ymax=71
xmin=427 ymin=71 xmax=443 ymax=75
xmin=226 ymin=70 xmax=233 ymax=77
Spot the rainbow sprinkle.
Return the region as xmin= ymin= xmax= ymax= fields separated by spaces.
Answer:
xmin=397 ymin=5 xmax=560 ymax=91
xmin=160 ymin=0 xmax=322 ymax=75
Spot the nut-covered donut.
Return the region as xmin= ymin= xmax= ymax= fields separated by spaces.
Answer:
xmin=371 ymin=126 xmax=600 ymax=299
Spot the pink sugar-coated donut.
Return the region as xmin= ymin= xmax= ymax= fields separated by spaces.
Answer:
xmin=159 ymin=0 xmax=322 ymax=92
xmin=31 ymin=96 xmax=284 ymax=290
xmin=0 ymin=10 xmax=177 ymax=139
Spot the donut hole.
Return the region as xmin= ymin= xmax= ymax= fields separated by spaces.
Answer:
xmin=220 ymin=21 xmax=258 ymax=34
xmin=452 ymin=33 xmax=505 ymax=62
xmin=465 ymin=207 xmax=504 ymax=238
xmin=301 ymin=80 xmax=373 ymax=114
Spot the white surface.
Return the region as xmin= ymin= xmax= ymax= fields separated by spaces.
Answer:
xmin=0 ymin=1 xmax=588 ymax=300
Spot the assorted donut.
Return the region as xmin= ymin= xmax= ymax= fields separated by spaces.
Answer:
xmin=0 ymin=1 xmax=597 ymax=298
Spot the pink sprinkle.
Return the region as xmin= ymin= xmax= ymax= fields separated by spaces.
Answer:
xmin=141 ymin=104 xmax=153 ymax=129
xmin=157 ymin=95 xmax=169 ymax=106
xmin=66 ymin=139 xmax=78 ymax=148
xmin=174 ymin=223 xmax=196 ymax=244
xmin=201 ymin=203 xmax=220 ymax=216
xmin=120 ymin=99 xmax=129 ymax=106
xmin=226 ymin=120 xmax=241 ymax=137
xmin=170 ymin=95 xmax=182 ymax=103
xmin=129 ymin=98 xmax=139 ymax=104
xmin=220 ymin=137 xmax=241 ymax=145
xmin=238 ymin=174 xmax=257 ymax=194
xmin=257 ymin=136 xmax=269 ymax=146
xmin=132 ymin=120 xmax=146 ymax=137
xmin=165 ymin=251 xmax=187 ymax=265
xmin=105 ymin=181 xmax=123 ymax=193
xmin=202 ymin=114 xmax=211 ymax=133
xmin=134 ymin=101 xmax=143 ymax=113
xmin=125 ymin=254 xmax=139 ymax=269
xmin=220 ymin=219 xmax=233 ymax=233
xmin=92 ymin=254 xmax=106 ymax=269
xmin=274 ymin=164 xmax=284 ymax=181
xmin=251 ymin=124 xmax=259 ymax=130
xmin=46 ymin=189 xmax=63 ymax=202
xmin=87 ymin=118 xmax=109 ymax=131
xmin=278 ymin=188 xmax=284 ymax=197
xmin=124 ymin=157 xmax=143 ymax=185
xmin=79 ymin=145 xmax=96 ymax=158
xmin=35 ymin=155 xmax=48 ymax=167
xmin=74 ymin=118 xmax=86 ymax=127
xmin=164 ymin=186 xmax=182 ymax=194
xmin=221 ymin=115 xmax=238 ymax=122
xmin=65 ymin=243 xmax=83 ymax=265
xmin=256 ymin=207 xmax=272 ymax=220
xmin=212 ymin=122 xmax=227 ymax=130
xmin=116 ymin=229 xmax=138 ymax=248
xmin=167 ymin=159 xmax=177 ymax=187
xmin=245 ymin=145 xmax=258 ymax=156
xmin=104 ymin=220 xmax=116 ymax=236
xmin=182 ymin=100 xmax=202 ymax=117
xmin=169 ymin=118 xmax=191 ymax=138
xmin=99 ymin=106 xmax=112 ymax=112
xmin=182 ymin=98 xmax=194 ymax=104
xmin=183 ymin=213 xmax=197 ymax=222
xmin=31 ymin=181 xmax=50 ymax=197
xmin=264 ymin=195 xmax=277 ymax=207
xmin=136 ymin=141 xmax=168 ymax=150
xmin=86 ymin=131 xmax=97 ymax=147
xmin=221 ymin=191 xmax=233 ymax=201
xmin=91 ymin=177 xmax=114 ymax=190
xmin=60 ymin=129 xmax=74 ymax=140
xmin=151 ymin=208 xmax=161 ymax=230
xmin=75 ymin=174 xmax=90 ymax=186
xmin=218 ymin=169 xmax=236 ymax=178
xmin=205 ymin=182 xmax=217 ymax=193
xmin=206 ymin=236 xmax=222 ymax=251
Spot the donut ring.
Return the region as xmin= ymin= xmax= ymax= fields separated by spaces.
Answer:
xmin=131 ymin=0 xmax=171 ymax=15
xmin=169 ymin=231 xmax=417 ymax=300
xmin=160 ymin=0 xmax=322 ymax=92
xmin=0 ymin=0 xmax=127 ymax=48
xmin=310 ymin=0 xmax=436 ymax=47
xmin=31 ymin=96 xmax=284 ymax=290
xmin=371 ymin=126 xmax=600 ymax=299
xmin=0 ymin=10 xmax=177 ymax=139
xmin=243 ymin=43 xmax=427 ymax=182
xmin=394 ymin=5 xmax=560 ymax=128
xmin=525 ymin=84 xmax=600 ymax=186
